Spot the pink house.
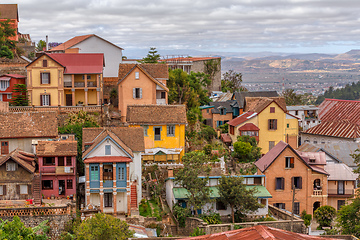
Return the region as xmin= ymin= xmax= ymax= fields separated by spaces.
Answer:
xmin=0 ymin=74 xmax=26 ymax=102
xmin=36 ymin=138 xmax=77 ymax=199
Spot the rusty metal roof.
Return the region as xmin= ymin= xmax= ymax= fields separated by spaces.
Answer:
xmin=319 ymin=99 xmax=360 ymax=124
xmin=228 ymin=112 xmax=257 ymax=127
xmin=303 ymin=121 xmax=360 ymax=139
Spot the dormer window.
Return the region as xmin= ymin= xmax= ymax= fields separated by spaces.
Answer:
xmin=6 ymin=162 xmax=17 ymax=171
xmin=310 ymin=158 xmax=316 ymax=163
xmin=220 ymin=108 xmax=226 ymax=115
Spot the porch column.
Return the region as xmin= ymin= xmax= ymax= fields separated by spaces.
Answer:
xmin=71 ymin=74 xmax=75 ymax=106
xmin=84 ymin=74 xmax=88 ymax=106
xmin=126 ymin=163 xmax=131 ymax=215
xmin=113 ymin=163 xmax=117 ymax=188
xmin=100 ymin=164 xmax=103 ymax=188
xmin=113 ymin=192 xmax=117 ymax=215
xmin=97 ymin=75 xmax=100 ymax=105
xmin=100 ymin=191 xmax=104 ymax=212
xmin=85 ymin=164 xmax=90 ymax=205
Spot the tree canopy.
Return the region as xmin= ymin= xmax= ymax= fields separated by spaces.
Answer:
xmin=0 ymin=216 xmax=49 ymax=240
xmin=0 ymin=17 xmax=16 ymax=59
xmin=218 ymin=176 xmax=262 ymax=223
xmin=315 ymin=81 xmax=360 ymax=104
xmin=336 ymin=197 xmax=360 ymax=237
xmin=11 ymin=84 xmax=30 ymax=106
xmin=142 ymin=47 xmax=160 ymax=63
xmin=313 ymin=205 xmax=336 ymax=228
xmin=221 ymin=70 xmax=247 ymax=93
xmin=281 ymin=89 xmax=304 ymax=106
xmin=233 ymin=135 xmax=262 ymax=162
xmin=36 ymin=40 xmax=46 ymax=52
xmin=175 ymin=151 xmax=212 ymax=216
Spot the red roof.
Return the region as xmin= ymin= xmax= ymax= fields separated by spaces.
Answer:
xmin=1 ymin=74 xmax=26 ymax=79
xmin=319 ymin=99 xmax=360 ymax=124
xmin=238 ymin=123 xmax=260 ymax=131
xmin=303 ymin=121 xmax=360 ymax=139
xmin=221 ymin=133 xmax=232 ymax=143
xmin=46 ymin=53 xmax=104 ymax=74
xmin=228 ymin=112 xmax=257 ymax=127
xmin=180 ymin=225 xmax=338 ymax=240
xmin=83 ymin=156 xmax=132 ymax=163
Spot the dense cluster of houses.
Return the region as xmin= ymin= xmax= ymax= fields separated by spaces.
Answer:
xmin=0 ymin=4 xmax=359 ymax=227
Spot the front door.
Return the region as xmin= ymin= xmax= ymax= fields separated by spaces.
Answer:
xmin=59 ymin=180 xmax=65 ymax=195
xmin=66 ymin=94 xmax=72 ymax=106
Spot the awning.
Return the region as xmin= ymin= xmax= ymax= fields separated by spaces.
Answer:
xmin=0 ymin=77 xmax=10 ymax=81
xmin=173 ymin=185 xmax=272 ymax=200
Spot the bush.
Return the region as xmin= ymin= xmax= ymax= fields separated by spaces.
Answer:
xmin=218 ymin=123 xmax=228 ymax=133
xmin=190 ymin=227 xmax=205 ymax=236
xmin=314 ymin=205 xmax=336 ymax=228
xmin=199 ymin=125 xmax=217 ymax=143
xmin=0 ymin=45 xmax=13 ymax=59
xmin=173 ymin=204 xmax=190 ymax=228
xmin=200 ymin=212 xmax=222 ymax=224
xmin=301 ymin=210 xmax=312 ymax=227
xmin=203 ymin=144 xmax=212 ymax=155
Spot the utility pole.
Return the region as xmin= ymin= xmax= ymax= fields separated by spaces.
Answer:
xmin=291 ymin=184 xmax=296 ymax=232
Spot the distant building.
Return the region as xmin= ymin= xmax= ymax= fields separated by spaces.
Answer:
xmin=287 ymin=105 xmax=320 ymax=131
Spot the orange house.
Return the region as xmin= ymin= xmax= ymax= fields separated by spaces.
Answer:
xmin=0 ymin=4 xmax=19 ymax=41
xmin=117 ymin=64 xmax=169 ymax=121
xmin=255 ymin=141 xmax=328 ymax=215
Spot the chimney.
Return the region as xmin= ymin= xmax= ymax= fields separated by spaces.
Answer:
xmin=46 ymin=35 xmax=48 ymax=51
xmin=168 ymin=167 xmax=174 ymax=178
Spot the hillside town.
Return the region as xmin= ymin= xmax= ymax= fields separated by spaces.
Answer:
xmin=1 ymin=3 xmax=360 ymax=240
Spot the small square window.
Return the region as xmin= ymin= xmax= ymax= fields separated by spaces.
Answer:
xmin=270 ymin=107 xmax=275 ymax=113
xmin=167 ymin=125 xmax=175 ymax=136
xmin=20 ymin=184 xmax=28 ymax=194
xmin=105 ymin=145 xmax=111 ymax=155
xmin=161 ymin=92 xmax=166 ymax=99
xmin=285 ymin=157 xmax=294 ymax=168
xmin=135 ymin=72 xmax=140 ymax=79
xmin=6 ymin=162 xmax=16 ymax=171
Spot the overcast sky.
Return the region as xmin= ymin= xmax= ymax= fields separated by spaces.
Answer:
xmin=3 ymin=0 xmax=360 ymax=55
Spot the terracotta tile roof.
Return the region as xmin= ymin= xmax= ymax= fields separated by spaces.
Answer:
xmin=82 ymin=127 xmax=145 ymax=153
xmin=245 ymin=97 xmax=287 ymax=113
xmin=126 ymin=105 xmax=187 ymax=124
xmin=228 ymin=112 xmax=257 ymax=127
xmin=233 ymin=91 xmax=278 ymax=109
xmin=221 ymin=133 xmax=232 ymax=143
xmin=141 ymin=64 xmax=169 ymax=79
xmin=0 ymin=149 xmax=35 ymax=173
xmin=180 ymin=225 xmax=338 ymax=240
xmin=303 ymin=121 xmax=360 ymax=139
xmin=0 ymin=4 xmax=18 ymax=21
xmin=0 ymin=112 xmax=58 ymax=139
xmin=238 ymin=123 xmax=260 ymax=131
xmin=84 ymin=156 xmax=132 ymax=164
xmin=319 ymin=99 xmax=360 ymax=124
xmin=43 ymin=53 xmax=104 ymax=74
xmin=37 ymin=140 xmax=77 ymax=157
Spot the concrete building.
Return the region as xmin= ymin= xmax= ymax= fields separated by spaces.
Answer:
xmin=287 ymin=105 xmax=320 ymax=131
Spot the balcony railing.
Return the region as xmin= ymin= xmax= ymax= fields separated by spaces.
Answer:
xmin=41 ymin=166 xmax=74 ymax=174
xmin=156 ymin=98 xmax=166 ymax=105
xmin=74 ymin=82 xmax=85 ymax=87
xmin=64 ymin=82 xmax=72 ymax=87
xmin=87 ymin=82 xmax=97 ymax=87
xmin=313 ymin=189 xmax=322 ymax=196
xmin=328 ymin=188 xmax=354 ymax=196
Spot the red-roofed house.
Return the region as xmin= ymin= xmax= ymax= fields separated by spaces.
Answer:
xmin=255 ymin=141 xmax=328 ymax=215
xmin=26 ymin=53 xmax=104 ymax=106
xmin=0 ymin=74 xmax=26 ymax=102
xmin=0 ymin=4 xmax=19 ymax=42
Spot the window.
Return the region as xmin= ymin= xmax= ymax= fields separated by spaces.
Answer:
xmin=230 ymin=126 xmax=234 ymax=135
xmin=270 ymin=107 xmax=275 ymax=113
xmin=103 ymin=165 xmax=113 ymax=180
xmin=161 ymin=91 xmax=166 ymax=99
xmin=1 ymin=141 xmax=9 ymax=155
xmin=275 ymin=177 xmax=284 ymax=190
xmin=287 ymin=123 xmax=289 ymax=128
xmin=268 ymin=119 xmax=277 ymax=130
xmin=118 ymin=167 xmax=125 ymax=180
xmin=294 ymin=202 xmax=300 ymax=215
xmin=216 ymin=200 xmax=226 ymax=210
xmin=90 ymin=165 xmax=99 ymax=180
xmin=43 ymin=60 xmax=47 ymax=67
xmin=220 ymin=108 xmax=226 ymax=115
xmin=43 ymin=157 xmax=55 ymax=166
xmin=20 ymin=184 xmax=28 ymax=194
xmin=337 ymin=200 xmax=345 ymax=210
xmin=292 ymin=177 xmax=302 ymax=189
xmin=7 ymin=94 xmax=11 ymax=99
xmin=58 ymin=157 xmax=64 ymax=166
xmin=135 ymin=72 xmax=139 ymax=79
xmin=274 ymin=203 xmax=285 ymax=209
xmin=295 ymin=110 xmax=298 ymax=115
xmin=40 ymin=94 xmax=50 ymax=106
xmin=133 ymin=88 xmax=142 ymax=99
xmin=105 ymin=145 xmax=111 ymax=155
xmin=66 ymin=157 xmax=72 ymax=166
xmin=0 ymin=185 xmax=5 ymax=196
xmin=338 ymin=180 xmax=344 ymax=195
xmin=0 ymin=80 xmax=9 ymax=90
xmin=6 ymin=162 xmax=16 ymax=171
xmin=143 ymin=125 xmax=148 ymax=136
xmin=154 ymin=127 xmax=161 ymax=141
xmin=104 ymin=193 xmax=113 ymax=207
xmin=216 ymin=121 xmax=223 ymax=127
xmin=285 ymin=157 xmax=294 ymax=168
xmin=167 ymin=125 xmax=175 ymax=136
xmin=206 ymin=109 xmax=209 ymax=113
xmin=82 ymin=75 xmax=91 ymax=80
xmin=40 ymin=72 xmax=50 ymax=84
xmin=269 ymin=141 xmax=275 ymax=150
xmin=42 ymin=180 xmax=53 ymax=189
xmin=67 ymin=180 xmax=73 ymax=189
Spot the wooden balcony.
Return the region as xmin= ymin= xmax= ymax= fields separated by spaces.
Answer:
xmin=41 ymin=166 xmax=74 ymax=175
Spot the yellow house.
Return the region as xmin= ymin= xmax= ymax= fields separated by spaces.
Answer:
xmin=26 ymin=53 xmax=104 ymax=106
xmin=228 ymin=97 xmax=299 ymax=154
xmin=126 ymin=105 xmax=187 ymax=163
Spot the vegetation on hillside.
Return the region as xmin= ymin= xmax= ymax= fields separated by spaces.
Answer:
xmin=0 ymin=216 xmax=49 ymax=239
xmin=0 ymin=17 xmax=16 ymax=59
xmin=316 ymin=81 xmax=360 ymax=104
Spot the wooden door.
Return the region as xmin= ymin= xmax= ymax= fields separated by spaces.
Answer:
xmin=66 ymin=94 xmax=72 ymax=106
xmin=1 ymin=141 xmax=9 ymax=155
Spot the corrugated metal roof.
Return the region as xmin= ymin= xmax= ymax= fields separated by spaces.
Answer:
xmin=48 ymin=53 xmax=104 ymax=74
xmin=297 ymin=151 xmax=326 ymax=165
xmin=287 ymin=105 xmax=319 ymax=111
xmin=325 ymin=163 xmax=359 ymax=181
xmin=303 ymin=121 xmax=360 ymax=139
xmin=319 ymin=99 xmax=360 ymax=124
xmin=238 ymin=123 xmax=260 ymax=131
xmin=228 ymin=112 xmax=257 ymax=127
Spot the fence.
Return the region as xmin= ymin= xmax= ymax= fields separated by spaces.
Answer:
xmin=0 ymin=204 xmax=74 ymax=217
xmin=9 ymin=105 xmax=102 ymax=113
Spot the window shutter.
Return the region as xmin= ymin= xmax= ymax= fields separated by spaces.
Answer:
xmin=274 ymin=119 xmax=277 ymax=130
xmin=3 ymin=185 xmax=6 ymax=195
xmin=281 ymin=178 xmax=284 ymax=190
xmin=133 ymin=88 xmax=135 ymax=99
xmin=28 ymin=184 xmax=31 ymax=195
xmin=290 ymin=157 xmax=294 ymax=168
xmin=283 ymin=203 xmax=286 ymax=209
xmin=291 ymin=177 xmax=294 ymax=189
xmin=140 ymin=88 xmax=142 ymax=99
xmin=48 ymin=95 xmax=51 ymax=106
xmin=43 ymin=60 xmax=47 ymax=67
xmin=40 ymin=95 xmax=43 ymax=106
xmin=16 ymin=185 xmax=20 ymax=195
xmin=299 ymin=177 xmax=302 ymax=189
xmin=268 ymin=119 xmax=270 ymax=130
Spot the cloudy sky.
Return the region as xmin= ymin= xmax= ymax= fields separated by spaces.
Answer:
xmin=3 ymin=0 xmax=360 ymax=56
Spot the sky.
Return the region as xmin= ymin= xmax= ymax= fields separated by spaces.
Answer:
xmin=3 ymin=0 xmax=360 ymax=56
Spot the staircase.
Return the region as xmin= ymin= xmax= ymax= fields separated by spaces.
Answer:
xmin=32 ymin=174 xmax=41 ymax=205
xmin=130 ymin=184 xmax=137 ymax=209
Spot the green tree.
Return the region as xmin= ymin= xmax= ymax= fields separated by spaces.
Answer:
xmin=204 ymin=59 xmax=221 ymax=89
xmin=75 ymin=213 xmax=133 ymax=240
xmin=0 ymin=17 xmax=16 ymax=49
xmin=336 ymin=197 xmax=360 ymax=237
xmin=281 ymin=89 xmax=304 ymax=106
xmin=233 ymin=135 xmax=261 ymax=162
xmin=221 ymin=70 xmax=247 ymax=93
xmin=142 ymin=47 xmax=160 ymax=63
xmin=301 ymin=210 xmax=312 ymax=228
xmin=11 ymin=84 xmax=30 ymax=106
xmin=314 ymin=205 xmax=336 ymax=228
xmin=350 ymin=149 xmax=360 ymax=178
xmin=218 ymin=176 xmax=262 ymax=223
xmin=0 ymin=215 xmax=49 ymax=239
xmin=36 ymin=40 xmax=46 ymax=52
xmin=0 ymin=45 xmax=13 ymax=59
xmin=175 ymin=151 xmax=212 ymax=216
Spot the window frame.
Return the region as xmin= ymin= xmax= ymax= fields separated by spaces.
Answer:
xmin=270 ymin=107 xmax=275 ymax=113
xmin=42 ymin=180 xmax=53 ymax=190
xmin=135 ymin=72 xmax=140 ymax=79
xmin=268 ymin=119 xmax=277 ymax=130
xmin=6 ymin=162 xmax=17 ymax=171
xmin=19 ymin=184 xmax=28 ymax=195
xmin=40 ymin=94 xmax=51 ymax=106
xmin=167 ymin=125 xmax=175 ymax=137
xmin=133 ymin=88 xmax=142 ymax=99
xmin=104 ymin=193 xmax=113 ymax=207
xmin=90 ymin=165 xmax=99 ymax=181
xmin=294 ymin=202 xmax=300 ymax=215
xmin=275 ymin=177 xmax=284 ymax=190
xmin=118 ymin=167 xmax=125 ymax=180
xmin=285 ymin=157 xmax=294 ymax=169
xmin=40 ymin=72 xmax=50 ymax=85
xmin=292 ymin=176 xmax=302 ymax=189
xmin=105 ymin=145 xmax=111 ymax=155
xmin=1 ymin=141 xmax=9 ymax=155
xmin=154 ymin=127 xmax=161 ymax=141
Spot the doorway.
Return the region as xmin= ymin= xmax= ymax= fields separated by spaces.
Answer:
xmin=66 ymin=94 xmax=72 ymax=106
xmin=313 ymin=201 xmax=321 ymax=213
xmin=59 ymin=180 xmax=65 ymax=195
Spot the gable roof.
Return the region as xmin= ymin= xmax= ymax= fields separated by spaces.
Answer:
xmin=37 ymin=140 xmax=77 ymax=157
xmin=255 ymin=141 xmax=328 ymax=175
xmin=0 ymin=112 xmax=58 ymax=139
xmin=118 ymin=63 xmax=169 ymax=91
xmin=325 ymin=163 xmax=359 ymax=181
xmin=126 ymin=105 xmax=187 ymax=125
xmin=233 ymin=91 xmax=278 ymax=109
xmin=0 ymin=4 xmax=18 ymax=21
xmin=0 ymin=149 xmax=35 ymax=173
xmin=245 ymin=97 xmax=287 ymax=113
xmin=0 ymin=74 xmax=26 ymax=79
xmin=297 ymin=151 xmax=326 ymax=165
xmin=228 ymin=112 xmax=257 ymax=127
xmin=296 ymin=142 xmax=342 ymax=163
xmin=48 ymin=34 xmax=124 ymax=52
xmin=319 ymin=99 xmax=360 ymax=124
xmin=82 ymin=127 xmax=145 ymax=153
xmin=238 ymin=123 xmax=260 ymax=131
xmin=180 ymin=225 xmax=337 ymax=240
xmin=210 ymin=101 xmax=234 ymax=114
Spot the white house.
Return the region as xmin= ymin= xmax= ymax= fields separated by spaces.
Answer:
xmin=49 ymin=34 xmax=123 ymax=78
xmin=287 ymin=105 xmax=320 ymax=131
xmin=82 ymin=127 xmax=144 ymax=215
xmin=166 ymin=173 xmax=271 ymax=217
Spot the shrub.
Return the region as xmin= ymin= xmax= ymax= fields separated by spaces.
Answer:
xmin=190 ymin=227 xmax=205 ymax=236
xmin=314 ymin=205 xmax=336 ymax=228
xmin=199 ymin=125 xmax=217 ymax=143
xmin=203 ymin=144 xmax=212 ymax=155
xmin=173 ymin=204 xmax=190 ymax=228
xmin=200 ymin=212 xmax=222 ymax=224
xmin=301 ymin=210 xmax=312 ymax=227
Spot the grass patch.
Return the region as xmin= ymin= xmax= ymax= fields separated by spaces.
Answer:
xmin=149 ymin=199 xmax=162 ymax=221
xmin=139 ymin=200 xmax=152 ymax=217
